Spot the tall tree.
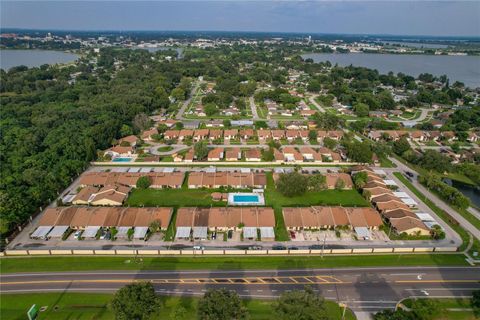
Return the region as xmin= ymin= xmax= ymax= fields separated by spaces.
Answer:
xmin=111 ymin=282 xmax=160 ymax=320
xmin=274 ymin=287 xmax=331 ymax=320
xmin=197 ymin=289 xmax=248 ymax=320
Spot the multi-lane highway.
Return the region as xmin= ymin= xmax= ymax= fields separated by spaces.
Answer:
xmin=1 ymin=267 xmax=479 ymax=312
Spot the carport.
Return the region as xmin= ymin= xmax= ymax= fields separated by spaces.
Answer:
xmin=48 ymin=226 xmax=69 ymax=238
xmin=259 ymin=227 xmax=275 ymax=240
xmin=243 ymin=227 xmax=257 ymax=240
xmin=30 ymin=226 xmax=53 ymax=240
xmin=83 ymin=226 xmax=101 ymax=238
xmin=354 ymin=227 xmax=371 ymax=240
xmin=133 ymin=227 xmax=149 ymax=240
xmin=193 ymin=227 xmax=208 ymax=239
xmin=116 ymin=227 xmax=131 ymax=238
xmin=175 ymin=227 xmax=191 ymax=239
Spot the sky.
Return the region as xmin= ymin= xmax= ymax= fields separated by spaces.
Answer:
xmin=1 ymin=1 xmax=479 ymax=37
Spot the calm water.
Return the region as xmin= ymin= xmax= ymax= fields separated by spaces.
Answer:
xmin=302 ymin=53 xmax=480 ymax=88
xmin=0 ymin=50 xmax=79 ymax=70
xmin=444 ymin=179 xmax=480 ymax=207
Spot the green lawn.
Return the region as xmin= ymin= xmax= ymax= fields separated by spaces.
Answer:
xmin=126 ymin=188 xmax=227 ymax=207
xmin=0 ymin=254 xmax=469 ymax=274
xmin=264 ymin=173 xmax=369 ymax=208
xmin=157 ymin=146 xmax=174 ymax=152
xmin=402 ymin=298 xmax=478 ymax=320
xmin=379 ymin=156 xmax=396 ymax=168
xmin=0 ymin=293 xmax=355 ymax=320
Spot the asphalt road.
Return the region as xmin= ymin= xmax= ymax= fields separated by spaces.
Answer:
xmin=2 ymin=267 xmax=479 ymax=312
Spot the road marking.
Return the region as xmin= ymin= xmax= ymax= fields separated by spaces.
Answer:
xmin=396 ymin=280 xmax=479 ymax=284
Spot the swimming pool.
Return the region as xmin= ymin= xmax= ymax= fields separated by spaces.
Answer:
xmin=228 ymin=192 xmax=265 ymax=206
xmin=112 ymin=157 xmax=133 ymax=162
xmin=233 ymin=195 xmax=259 ymax=203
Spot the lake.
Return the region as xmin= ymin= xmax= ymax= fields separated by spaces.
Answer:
xmin=302 ymin=53 xmax=480 ymax=88
xmin=0 ymin=49 xmax=79 ymax=70
xmin=444 ymin=178 xmax=480 ymax=207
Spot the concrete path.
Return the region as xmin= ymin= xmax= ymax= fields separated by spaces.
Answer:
xmin=176 ymin=82 xmax=200 ymax=120
xmin=249 ymin=96 xmax=259 ymax=120
xmin=309 ymin=95 xmax=326 ymax=113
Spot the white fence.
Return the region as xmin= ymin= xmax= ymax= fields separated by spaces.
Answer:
xmin=1 ymin=246 xmax=458 ymax=257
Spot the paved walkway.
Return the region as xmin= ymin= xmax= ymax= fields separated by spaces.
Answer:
xmin=175 ymin=82 xmax=200 ymax=120
xmin=249 ymin=96 xmax=259 ymax=120
xmin=389 ymin=157 xmax=480 ymax=240
xmin=385 ymin=108 xmax=432 ymax=123
xmin=309 ymin=95 xmax=326 ymax=113
xmin=147 ymin=143 xmax=190 ymax=155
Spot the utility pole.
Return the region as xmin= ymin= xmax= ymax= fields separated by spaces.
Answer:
xmin=321 ymin=233 xmax=327 ymax=258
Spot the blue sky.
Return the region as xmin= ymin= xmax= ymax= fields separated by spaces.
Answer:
xmin=1 ymin=1 xmax=479 ymax=36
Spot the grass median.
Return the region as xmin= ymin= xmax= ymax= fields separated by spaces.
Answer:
xmin=0 ymin=292 xmax=356 ymax=320
xmin=393 ymin=172 xmax=479 ymax=254
xmin=0 ymin=254 xmax=469 ymax=274
xmin=402 ymin=298 xmax=478 ymax=320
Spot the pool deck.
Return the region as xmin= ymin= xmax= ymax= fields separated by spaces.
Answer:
xmin=227 ymin=192 xmax=265 ymax=206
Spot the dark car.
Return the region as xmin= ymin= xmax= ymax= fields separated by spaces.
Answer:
xmin=248 ymin=246 xmax=263 ymax=250
xmin=227 ymin=230 xmax=233 ymax=239
xmin=272 ymin=245 xmax=287 ymax=250
xmin=405 ymin=171 xmax=414 ymax=177
xmin=309 ymin=245 xmax=323 ymax=250
xmin=288 ymin=246 xmax=299 ymax=250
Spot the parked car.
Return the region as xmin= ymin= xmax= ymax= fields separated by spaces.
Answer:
xmin=100 ymin=231 xmax=110 ymax=240
xmin=289 ymin=231 xmax=296 ymax=239
xmin=227 ymin=230 xmax=233 ymax=239
xmin=309 ymin=245 xmax=322 ymax=250
xmin=405 ymin=171 xmax=414 ymax=178
xmin=193 ymin=245 xmax=205 ymax=250
xmin=248 ymin=246 xmax=263 ymax=250
xmin=211 ymin=232 xmax=217 ymax=240
xmin=73 ymin=231 xmax=82 ymax=240
xmin=288 ymin=246 xmax=299 ymax=250
xmin=272 ymin=245 xmax=287 ymax=250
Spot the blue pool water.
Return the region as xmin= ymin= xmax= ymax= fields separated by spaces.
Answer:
xmin=233 ymin=195 xmax=260 ymax=203
xmin=112 ymin=157 xmax=133 ymax=162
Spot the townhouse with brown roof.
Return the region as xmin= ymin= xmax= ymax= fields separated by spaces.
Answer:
xmin=178 ymin=129 xmax=194 ymax=141
xmin=281 ymin=146 xmax=302 ymax=162
xmin=118 ymin=135 xmax=139 ymax=147
xmin=208 ymin=148 xmax=224 ymax=161
xmin=225 ymin=148 xmax=241 ymax=161
xmin=257 ymin=129 xmax=271 ymax=142
xmin=240 ymin=129 xmax=255 ymax=140
xmin=271 ymin=130 xmax=285 ymax=141
xmin=104 ymin=146 xmax=134 ymax=158
xmin=223 ymin=129 xmax=238 ymax=140
xmin=299 ymin=146 xmax=322 ymax=162
xmin=164 ymin=129 xmax=180 ymax=140
xmin=142 ymin=128 xmax=159 ymax=142
xmin=209 ymin=129 xmax=222 ymax=141
xmin=245 ymin=149 xmax=261 ymax=161
xmin=193 ymin=129 xmax=209 ymax=142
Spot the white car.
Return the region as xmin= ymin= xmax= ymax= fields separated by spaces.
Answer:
xmin=193 ymin=245 xmax=205 ymax=250
xmin=73 ymin=231 xmax=82 ymax=240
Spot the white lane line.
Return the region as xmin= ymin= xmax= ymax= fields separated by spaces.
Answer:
xmin=406 ymin=288 xmax=480 ymax=291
